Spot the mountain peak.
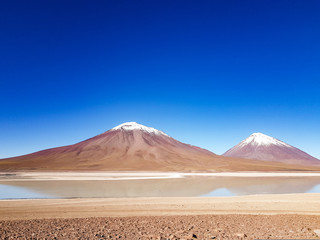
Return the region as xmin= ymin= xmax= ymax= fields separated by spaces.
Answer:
xmin=241 ymin=132 xmax=290 ymax=147
xmin=223 ymin=132 xmax=320 ymax=165
xmin=112 ymin=122 xmax=169 ymax=136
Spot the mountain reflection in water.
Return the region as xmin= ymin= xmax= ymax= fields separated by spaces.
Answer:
xmin=1 ymin=176 xmax=320 ymax=199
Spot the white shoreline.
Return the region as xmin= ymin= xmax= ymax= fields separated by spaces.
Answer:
xmin=1 ymin=171 xmax=320 ymax=181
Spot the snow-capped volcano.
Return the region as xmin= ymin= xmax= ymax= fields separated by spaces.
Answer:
xmin=0 ymin=122 xmax=219 ymax=171
xmin=1 ymin=124 xmax=319 ymax=171
xmin=240 ymin=133 xmax=292 ymax=147
xmin=223 ymin=132 xmax=319 ymax=165
xmin=112 ymin=122 xmax=169 ymax=136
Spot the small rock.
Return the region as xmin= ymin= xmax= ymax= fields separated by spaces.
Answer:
xmin=192 ymin=234 xmax=197 ymax=238
xmin=314 ymin=229 xmax=320 ymax=236
xmin=235 ymin=233 xmax=247 ymax=238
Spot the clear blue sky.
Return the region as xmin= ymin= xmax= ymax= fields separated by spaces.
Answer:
xmin=1 ymin=0 xmax=320 ymax=159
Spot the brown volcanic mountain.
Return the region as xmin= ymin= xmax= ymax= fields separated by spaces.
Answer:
xmin=0 ymin=123 xmax=319 ymax=171
xmin=223 ymin=133 xmax=320 ymax=166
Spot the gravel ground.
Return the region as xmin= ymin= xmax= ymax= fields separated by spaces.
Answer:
xmin=1 ymin=214 xmax=320 ymax=240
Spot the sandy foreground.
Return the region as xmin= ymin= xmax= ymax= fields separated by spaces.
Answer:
xmin=1 ymin=194 xmax=320 ymax=239
xmin=1 ymin=194 xmax=320 ymax=220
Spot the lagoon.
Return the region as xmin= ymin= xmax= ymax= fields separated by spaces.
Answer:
xmin=1 ymin=172 xmax=320 ymax=199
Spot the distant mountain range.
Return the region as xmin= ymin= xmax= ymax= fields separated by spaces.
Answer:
xmin=0 ymin=122 xmax=319 ymax=171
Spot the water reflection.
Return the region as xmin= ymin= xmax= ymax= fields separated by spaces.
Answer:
xmin=1 ymin=177 xmax=320 ymax=199
xmin=203 ymin=177 xmax=320 ymax=196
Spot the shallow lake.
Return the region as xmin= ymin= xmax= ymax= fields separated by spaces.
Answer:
xmin=1 ymin=176 xmax=320 ymax=199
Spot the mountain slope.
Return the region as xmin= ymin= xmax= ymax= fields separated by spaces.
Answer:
xmin=0 ymin=122 xmax=219 ymax=171
xmin=0 ymin=124 xmax=319 ymax=171
xmin=223 ymin=132 xmax=320 ymax=165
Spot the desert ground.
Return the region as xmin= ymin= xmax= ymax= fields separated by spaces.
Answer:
xmin=1 ymin=194 xmax=320 ymax=239
xmin=1 ymin=214 xmax=320 ymax=239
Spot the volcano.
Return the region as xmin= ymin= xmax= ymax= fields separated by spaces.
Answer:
xmin=0 ymin=123 xmax=318 ymax=171
xmin=223 ymin=132 xmax=319 ymax=166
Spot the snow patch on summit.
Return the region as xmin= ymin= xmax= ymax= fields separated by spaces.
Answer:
xmin=240 ymin=132 xmax=292 ymax=148
xmin=112 ymin=122 xmax=169 ymax=136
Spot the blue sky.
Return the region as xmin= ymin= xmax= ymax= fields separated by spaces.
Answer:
xmin=1 ymin=0 xmax=320 ymax=159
